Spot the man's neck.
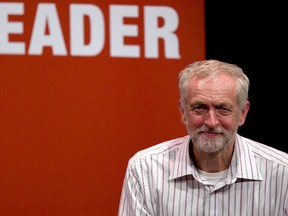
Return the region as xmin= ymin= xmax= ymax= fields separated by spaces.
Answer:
xmin=189 ymin=140 xmax=234 ymax=172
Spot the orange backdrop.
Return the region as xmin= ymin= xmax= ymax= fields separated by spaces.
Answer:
xmin=0 ymin=0 xmax=205 ymax=215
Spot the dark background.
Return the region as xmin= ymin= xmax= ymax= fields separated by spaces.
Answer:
xmin=205 ymin=2 xmax=286 ymax=152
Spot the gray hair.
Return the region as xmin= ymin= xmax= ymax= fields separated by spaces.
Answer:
xmin=178 ymin=59 xmax=250 ymax=110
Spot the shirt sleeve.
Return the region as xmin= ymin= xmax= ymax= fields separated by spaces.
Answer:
xmin=118 ymin=162 xmax=154 ymax=216
xmin=285 ymin=192 xmax=288 ymax=216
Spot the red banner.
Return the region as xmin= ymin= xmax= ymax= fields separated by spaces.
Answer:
xmin=0 ymin=0 xmax=205 ymax=215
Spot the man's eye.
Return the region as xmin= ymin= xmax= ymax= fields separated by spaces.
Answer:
xmin=194 ymin=106 xmax=204 ymax=110
xmin=217 ymin=107 xmax=231 ymax=115
xmin=192 ymin=105 xmax=206 ymax=113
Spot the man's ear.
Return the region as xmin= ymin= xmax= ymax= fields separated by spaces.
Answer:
xmin=239 ymin=101 xmax=250 ymax=126
xmin=179 ymin=101 xmax=186 ymax=125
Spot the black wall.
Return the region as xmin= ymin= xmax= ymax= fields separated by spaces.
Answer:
xmin=205 ymin=2 xmax=287 ymax=152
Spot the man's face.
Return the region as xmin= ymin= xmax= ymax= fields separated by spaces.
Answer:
xmin=180 ymin=73 xmax=249 ymax=154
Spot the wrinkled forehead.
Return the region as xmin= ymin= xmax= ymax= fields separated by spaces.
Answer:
xmin=190 ymin=73 xmax=236 ymax=88
xmin=187 ymin=73 xmax=237 ymax=100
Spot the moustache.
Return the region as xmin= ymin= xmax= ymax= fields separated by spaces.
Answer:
xmin=197 ymin=127 xmax=224 ymax=134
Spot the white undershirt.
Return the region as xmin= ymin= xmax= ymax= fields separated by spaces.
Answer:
xmin=198 ymin=169 xmax=228 ymax=186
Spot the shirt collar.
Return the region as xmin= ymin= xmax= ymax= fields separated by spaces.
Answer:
xmin=169 ymin=135 xmax=194 ymax=180
xmin=230 ymin=134 xmax=263 ymax=181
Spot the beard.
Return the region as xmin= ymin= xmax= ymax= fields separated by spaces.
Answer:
xmin=188 ymin=124 xmax=238 ymax=154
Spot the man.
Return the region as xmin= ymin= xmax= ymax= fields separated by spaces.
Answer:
xmin=118 ymin=59 xmax=288 ymax=215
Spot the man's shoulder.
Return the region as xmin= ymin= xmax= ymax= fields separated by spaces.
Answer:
xmin=238 ymin=134 xmax=288 ymax=166
xmin=128 ymin=135 xmax=189 ymax=165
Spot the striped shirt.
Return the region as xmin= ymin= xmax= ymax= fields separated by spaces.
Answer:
xmin=118 ymin=134 xmax=288 ymax=216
